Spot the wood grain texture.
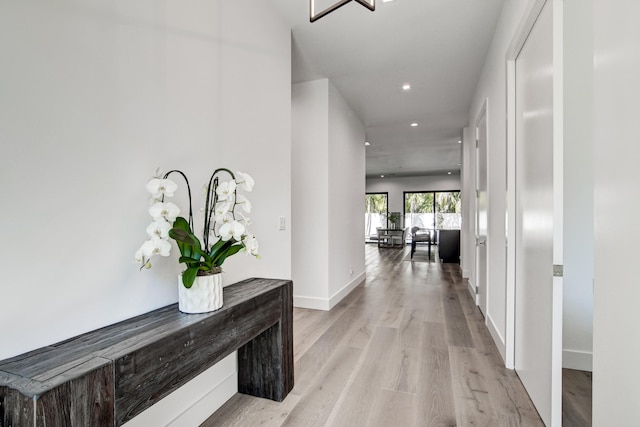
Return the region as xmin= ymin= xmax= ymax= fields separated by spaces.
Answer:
xmin=36 ymin=363 xmax=114 ymax=426
xmin=416 ymin=322 xmax=457 ymax=427
xmin=0 ymin=278 xmax=293 ymax=426
xmin=325 ymin=326 xmax=399 ymax=426
xmin=282 ymin=346 xmax=362 ymax=426
xmin=449 ymin=345 xmax=499 ymax=426
xmin=1 ymin=379 xmax=35 ymax=427
xmin=203 ymin=246 xmax=546 ymax=427
xmin=563 ymin=369 xmax=592 ymax=426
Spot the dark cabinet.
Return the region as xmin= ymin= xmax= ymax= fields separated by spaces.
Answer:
xmin=438 ymin=230 xmax=460 ymax=263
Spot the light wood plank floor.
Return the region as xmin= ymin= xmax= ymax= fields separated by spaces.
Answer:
xmin=203 ymin=245 xmax=548 ymax=426
xmin=563 ymin=369 xmax=592 ymax=426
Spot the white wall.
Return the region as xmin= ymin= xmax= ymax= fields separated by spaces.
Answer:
xmin=292 ymin=80 xmax=330 ymax=305
xmin=0 ymin=1 xmax=291 ymax=424
xmin=366 ymin=174 xmax=461 ymax=222
xmin=461 ymin=127 xmax=476 ymax=282
xmin=593 ymin=0 xmax=640 ymax=423
xmin=328 ymin=84 xmax=366 ymax=301
xmin=465 ymin=0 xmax=596 ymax=371
xmin=562 ymin=0 xmax=594 ymax=372
xmin=292 ymin=79 xmax=366 ymax=310
xmin=464 ymin=0 xmax=532 ymax=358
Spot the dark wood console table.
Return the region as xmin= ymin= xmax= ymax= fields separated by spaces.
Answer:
xmin=0 ymin=277 xmax=293 ymax=426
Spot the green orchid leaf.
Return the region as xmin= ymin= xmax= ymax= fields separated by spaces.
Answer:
xmin=172 ymin=218 xmax=193 ymax=258
xmin=214 ymin=243 xmax=244 ymax=266
xmin=176 ymin=238 xmax=192 ymax=258
xmin=200 ymin=252 xmax=213 ymax=269
xmin=172 ymin=216 xmax=191 ymax=232
xmin=208 ymin=238 xmax=229 ymax=258
xmin=210 ymin=238 xmax=239 ymax=259
xmin=179 ymin=256 xmax=202 ymax=264
xmin=191 ymin=234 xmax=205 ymax=258
xmin=169 ymin=228 xmax=199 ymax=247
xmin=181 ymin=267 xmax=199 ymax=288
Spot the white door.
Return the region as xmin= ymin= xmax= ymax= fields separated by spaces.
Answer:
xmin=475 ymin=104 xmax=488 ymax=315
xmin=513 ymin=1 xmax=562 ymax=426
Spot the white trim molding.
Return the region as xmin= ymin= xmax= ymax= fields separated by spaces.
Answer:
xmin=487 ymin=313 xmax=507 ymax=363
xmin=563 ymin=349 xmax=593 ymax=372
xmin=294 ymin=272 xmax=365 ymax=311
xmin=329 ymin=272 xmax=366 ymax=309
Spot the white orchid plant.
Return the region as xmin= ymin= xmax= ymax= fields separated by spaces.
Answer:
xmin=136 ymin=168 xmax=259 ymax=288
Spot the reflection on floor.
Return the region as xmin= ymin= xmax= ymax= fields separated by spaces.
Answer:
xmin=203 ymin=245 xmax=589 ymax=426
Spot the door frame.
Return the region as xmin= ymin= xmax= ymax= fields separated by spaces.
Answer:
xmin=505 ymin=0 xmax=563 ymax=424
xmin=365 ymin=192 xmax=389 ymax=240
xmin=474 ymin=99 xmax=489 ymax=313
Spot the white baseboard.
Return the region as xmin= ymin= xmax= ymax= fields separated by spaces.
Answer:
xmin=294 ymin=295 xmax=331 ymax=311
xmin=466 ymin=279 xmax=477 ymax=304
xmin=486 ymin=314 xmax=507 ymax=364
xmin=462 ymin=268 xmax=471 ymax=279
xmin=294 ymin=272 xmax=365 ymax=311
xmin=124 ymin=352 xmax=238 ymax=427
xmin=328 ymin=272 xmax=365 ymax=309
xmin=563 ymin=349 xmax=593 ymax=372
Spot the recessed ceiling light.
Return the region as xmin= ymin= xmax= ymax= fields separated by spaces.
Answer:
xmin=458 ymin=140 xmax=462 ymax=144
xmin=365 ymin=141 xmax=371 ymax=146
xmin=402 ymin=84 xmax=411 ymax=91
xmin=380 ymin=175 xmax=385 ymax=178
xmin=411 ymin=123 xmax=418 ymax=127
xmin=448 ymin=172 xmax=452 ymax=175
xmin=383 ymin=0 xmax=395 ymax=3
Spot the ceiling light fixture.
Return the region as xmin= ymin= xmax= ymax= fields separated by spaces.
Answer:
xmin=365 ymin=141 xmax=371 ymax=146
xmin=402 ymin=84 xmax=411 ymax=91
xmin=380 ymin=175 xmax=385 ymax=178
xmin=458 ymin=140 xmax=462 ymax=144
xmin=411 ymin=123 xmax=418 ymax=127
xmin=310 ymin=0 xmax=375 ymax=23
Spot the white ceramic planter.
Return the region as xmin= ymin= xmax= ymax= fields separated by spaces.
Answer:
xmin=178 ymin=273 xmax=223 ymax=314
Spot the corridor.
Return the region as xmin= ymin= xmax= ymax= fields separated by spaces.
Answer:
xmin=204 ymin=245 xmax=544 ymax=426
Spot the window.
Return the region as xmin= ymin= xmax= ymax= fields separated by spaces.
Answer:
xmin=365 ymin=192 xmax=388 ymax=241
xmin=405 ymin=192 xmax=434 ymax=229
xmin=404 ymin=191 xmax=461 ymax=231
xmin=435 ymin=191 xmax=462 ymax=229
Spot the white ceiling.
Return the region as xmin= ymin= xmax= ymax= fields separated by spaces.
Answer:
xmin=270 ymin=0 xmax=506 ymax=178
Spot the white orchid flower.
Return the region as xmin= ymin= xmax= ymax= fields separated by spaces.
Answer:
xmin=216 ymin=180 xmax=237 ymax=201
xmin=146 ymin=178 xmax=178 ymax=198
xmin=236 ymin=194 xmax=252 ymax=213
xmin=146 ymin=219 xmax=172 ymax=239
xmin=148 ymin=195 xmax=162 ymax=205
xmin=152 ymin=167 xmax=164 ymax=179
xmin=141 ymin=236 xmax=172 ymax=257
xmin=149 ymin=201 xmax=180 ymax=222
xmin=134 ymin=247 xmax=153 ymax=269
xmin=218 ymin=212 xmax=234 ymax=224
xmin=236 ymin=212 xmax=252 ymax=226
xmin=134 ymin=247 xmax=144 ymax=264
xmin=242 ymin=234 xmax=259 ymax=256
xmin=219 ymin=220 xmax=245 ymax=241
xmin=235 ymin=171 xmax=254 ymax=192
xmin=214 ymin=199 xmax=233 ymax=216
